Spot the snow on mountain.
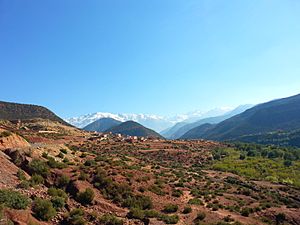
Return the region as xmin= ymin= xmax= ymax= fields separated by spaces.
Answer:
xmin=65 ymin=107 xmax=233 ymax=132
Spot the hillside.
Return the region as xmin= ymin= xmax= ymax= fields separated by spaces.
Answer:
xmin=106 ymin=120 xmax=163 ymax=138
xmin=83 ymin=118 xmax=122 ymax=132
xmin=0 ymin=101 xmax=67 ymax=125
xmin=165 ymin=105 xmax=252 ymax=139
xmin=181 ymin=123 xmax=216 ymax=139
xmin=182 ymin=94 xmax=300 ymax=142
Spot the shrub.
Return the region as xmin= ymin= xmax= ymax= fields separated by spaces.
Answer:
xmin=163 ymin=204 xmax=178 ymax=213
xmin=122 ymin=195 xmax=153 ymax=210
xmin=79 ymin=171 xmax=88 ymax=180
xmin=188 ymin=198 xmax=203 ymax=205
xmin=99 ymin=214 xmax=123 ymax=225
xmin=19 ymin=180 xmax=30 ymax=189
xmin=32 ymin=198 xmax=56 ymax=221
xmin=30 ymin=174 xmax=44 ymax=185
xmin=76 ymin=188 xmax=95 ymax=205
xmin=29 ymin=159 xmax=49 ymax=177
xmin=56 ymin=174 xmax=70 ymax=188
xmin=84 ymin=160 xmax=96 ymax=167
xmin=144 ymin=209 xmax=160 ymax=218
xmin=159 ymin=214 xmax=179 ymax=224
xmin=182 ymin=206 xmax=192 ymax=214
xmin=65 ymin=208 xmax=86 ymax=225
xmin=60 ymin=149 xmax=68 ymax=154
xmin=172 ymin=189 xmax=183 ymax=197
xmin=127 ymin=208 xmax=145 ymax=220
xmin=17 ymin=169 xmax=26 ymax=181
xmin=0 ymin=189 xmax=30 ymax=209
xmin=275 ymin=213 xmax=286 ymax=224
xmin=195 ymin=212 xmax=206 ymax=221
xmin=0 ymin=131 xmax=11 ymax=138
xmin=240 ymin=207 xmax=251 ymax=217
xmin=47 ymin=157 xmax=66 ymax=169
xmin=51 ymin=196 xmax=65 ymax=209
xmin=48 ymin=187 xmax=68 ymax=199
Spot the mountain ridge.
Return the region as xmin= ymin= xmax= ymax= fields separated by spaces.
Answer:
xmin=0 ymin=101 xmax=68 ymax=125
xmin=181 ymin=93 xmax=300 ymax=143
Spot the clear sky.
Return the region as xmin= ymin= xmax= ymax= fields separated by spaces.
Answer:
xmin=1 ymin=0 xmax=300 ymax=118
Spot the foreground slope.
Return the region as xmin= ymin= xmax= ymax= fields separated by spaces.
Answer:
xmin=83 ymin=117 xmax=122 ymax=132
xmin=0 ymin=101 xmax=67 ymax=125
xmin=106 ymin=120 xmax=163 ymax=138
xmin=0 ymin=118 xmax=299 ymax=225
xmin=182 ymin=94 xmax=300 ymax=142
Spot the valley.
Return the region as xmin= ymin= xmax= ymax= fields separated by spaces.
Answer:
xmin=0 ymin=117 xmax=299 ymax=225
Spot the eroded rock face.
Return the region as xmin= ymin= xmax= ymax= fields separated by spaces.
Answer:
xmin=0 ymin=130 xmax=30 ymax=150
xmin=4 ymin=148 xmax=29 ymax=168
xmin=3 ymin=209 xmax=47 ymax=225
xmin=0 ymin=151 xmax=24 ymax=189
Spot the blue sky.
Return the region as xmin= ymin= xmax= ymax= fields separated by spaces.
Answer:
xmin=1 ymin=0 xmax=300 ymax=118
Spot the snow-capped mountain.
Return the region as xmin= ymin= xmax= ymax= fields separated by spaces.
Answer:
xmin=66 ymin=107 xmax=233 ymax=132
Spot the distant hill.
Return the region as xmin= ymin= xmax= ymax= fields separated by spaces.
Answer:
xmin=160 ymin=121 xmax=188 ymax=138
xmin=164 ymin=105 xmax=252 ymax=139
xmin=106 ymin=120 xmax=163 ymax=138
xmin=181 ymin=123 xmax=216 ymax=139
xmin=181 ymin=94 xmax=300 ymax=144
xmin=0 ymin=101 xmax=67 ymax=125
xmin=83 ymin=118 xmax=121 ymax=132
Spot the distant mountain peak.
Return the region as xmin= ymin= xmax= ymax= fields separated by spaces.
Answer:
xmin=66 ymin=107 xmax=234 ymax=132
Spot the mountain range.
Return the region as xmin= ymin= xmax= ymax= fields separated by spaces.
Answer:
xmin=2 ymin=93 xmax=300 ymax=146
xmin=66 ymin=107 xmax=233 ymax=132
xmin=161 ymin=104 xmax=253 ymax=139
xmin=181 ymin=93 xmax=300 ymax=146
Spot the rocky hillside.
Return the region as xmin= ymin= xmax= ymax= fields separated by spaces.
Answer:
xmin=0 ymin=101 xmax=67 ymax=125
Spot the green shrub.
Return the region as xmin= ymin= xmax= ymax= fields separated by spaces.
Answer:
xmin=195 ymin=212 xmax=206 ymax=221
xmin=19 ymin=180 xmax=30 ymax=189
xmin=122 ymin=195 xmax=153 ymax=210
xmin=159 ymin=214 xmax=179 ymax=224
xmin=172 ymin=189 xmax=183 ymax=197
xmin=60 ymin=149 xmax=68 ymax=154
xmin=127 ymin=208 xmax=145 ymax=220
xmin=0 ymin=131 xmax=11 ymax=138
xmin=30 ymin=174 xmax=44 ymax=185
xmin=56 ymin=174 xmax=70 ymax=188
xmin=65 ymin=208 xmax=86 ymax=225
xmin=240 ymin=207 xmax=251 ymax=217
xmin=0 ymin=189 xmax=30 ymax=209
xmin=51 ymin=196 xmax=65 ymax=209
xmin=99 ymin=214 xmax=123 ymax=225
xmin=48 ymin=187 xmax=68 ymax=199
xmin=29 ymin=159 xmax=49 ymax=177
xmin=182 ymin=206 xmax=192 ymax=214
xmin=275 ymin=213 xmax=286 ymax=224
xmin=76 ymin=188 xmax=95 ymax=205
xmin=79 ymin=171 xmax=88 ymax=180
xmin=32 ymin=198 xmax=56 ymax=221
xmin=163 ymin=204 xmax=178 ymax=213
xmin=17 ymin=169 xmax=26 ymax=181
xmin=144 ymin=209 xmax=160 ymax=218
xmin=188 ymin=198 xmax=203 ymax=205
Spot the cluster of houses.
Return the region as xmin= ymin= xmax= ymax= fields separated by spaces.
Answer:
xmin=87 ymin=131 xmax=149 ymax=143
